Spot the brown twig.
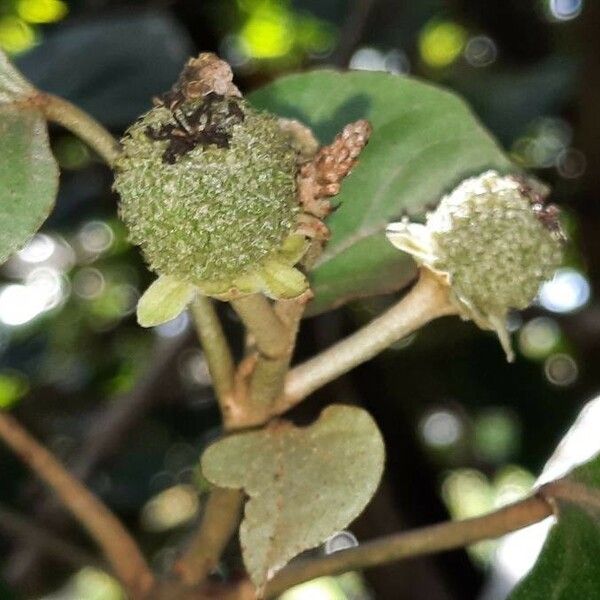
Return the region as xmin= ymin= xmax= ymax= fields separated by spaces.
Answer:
xmin=265 ymin=494 xmax=553 ymax=597
xmin=0 ymin=411 xmax=154 ymax=598
xmin=6 ymin=334 xmax=191 ymax=587
xmin=174 ymin=487 xmax=244 ymax=586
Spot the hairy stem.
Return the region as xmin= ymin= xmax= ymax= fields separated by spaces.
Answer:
xmin=266 ymin=493 xmax=553 ymax=597
xmin=278 ymin=270 xmax=457 ymax=414
xmin=30 ymin=92 xmax=120 ymax=166
xmin=174 ymin=300 xmax=242 ymax=585
xmin=248 ymin=295 xmax=310 ymax=409
xmin=0 ymin=412 xmax=154 ymax=598
xmin=190 ymin=296 xmax=236 ymax=414
xmin=231 ymin=295 xmax=288 ymax=360
xmin=174 ymin=487 xmax=244 ymax=586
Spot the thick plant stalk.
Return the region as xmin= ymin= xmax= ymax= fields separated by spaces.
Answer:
xmin=247 ymin=295 xmax=310 ymax=409
xmin=0 ymin=412 xmax=154 ymax=598
xmin=278 ymin=269 xmax=457 ymax=414
xmin=231 ymin=295 xmax=288 ymax=359
xmin=30 ymin=92 xmax=121 ymax=166
xmin=265 ymin=493 xmax=553 ymax=598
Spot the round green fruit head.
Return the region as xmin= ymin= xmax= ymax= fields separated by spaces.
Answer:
xmin=114 ymin=92 xmax=307 ymax=302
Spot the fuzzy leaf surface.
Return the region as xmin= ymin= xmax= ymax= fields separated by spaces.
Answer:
xmin=250 ymin=70 xmax=511 ymax=314
xmin=0 ymin=50 xmax=58 ymax=265
xmin=0 ymin=107 xmax=58 ymax=265
xmin=201 ymin=405 xmax=385 ymax=589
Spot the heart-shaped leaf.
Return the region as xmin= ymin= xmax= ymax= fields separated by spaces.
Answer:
xmin=250 ymin=70 xmax=511 ymax=315
xmin=0 ymin=51 xmax=58 ymax=265
xmin=509 ymin=457 xmax=600 ymax=598
xmin=201 ymin=404 xmax=385 ymax=590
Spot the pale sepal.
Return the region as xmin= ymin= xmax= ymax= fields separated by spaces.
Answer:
xmin=137 ymin=275 xmax=197 ymax=327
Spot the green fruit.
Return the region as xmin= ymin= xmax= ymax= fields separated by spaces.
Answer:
xmin=429 ymin=171 xmax=563 ymax=320
xmin=387 ymin=171 xmax=564 ymax=360
xmin=114 ymin=94 xmax=304 ymax=298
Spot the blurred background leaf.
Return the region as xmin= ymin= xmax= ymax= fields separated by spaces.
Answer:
xmin=250 ymin=69 xmax=509 ymax=314
xmin=15 ymin=10 xmax=194 ymax=128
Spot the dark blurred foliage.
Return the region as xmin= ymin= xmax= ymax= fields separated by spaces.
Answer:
xmin=0 ymin=1 xmax=598 ymax=599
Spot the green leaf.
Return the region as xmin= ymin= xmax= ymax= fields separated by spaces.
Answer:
xmin=137 ymin=275 xmax=197 ymax=327
xmin=0 ymin=107 xmax=58 ymax=265
xmin=201 ymin=405 xmax=385 ymax=590
xmin=509 ymin=453 xmax=600 ymax=600
xmin=250 ymin=70 xmax=511 ymax=315
xmin=0 ymin=50 xmax=58 ymax=265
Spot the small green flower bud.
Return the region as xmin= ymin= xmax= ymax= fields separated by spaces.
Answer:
xmin=114 ymin=93 xmax=305 ymax=300
xmin=387 ymin=171 xmax=564 ymax=360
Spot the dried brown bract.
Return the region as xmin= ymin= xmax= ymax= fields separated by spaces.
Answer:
xmin=297 ymin=119 xmax=372 ymax=226
xmin=153 ymin=52 xmax=241 ymax=111
xmin=513 ymin=174 xmax=565 ymax=241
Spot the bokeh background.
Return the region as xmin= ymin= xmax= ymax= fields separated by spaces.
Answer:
xmin=0 ymin=1 xmax=598 ymax=599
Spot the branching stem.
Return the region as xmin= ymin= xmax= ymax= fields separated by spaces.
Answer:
xmin=29 ymin=92 xmax=121 ymax=166
xmin=0 ymin=411 xmax=154 ymax=598
xmin=176 ymin=299 xmax=243 ymax=585
xmin=265 ymin=493 xmax=553 ymax=597
xmin=277 ymin=270 xmax=457 ymax=415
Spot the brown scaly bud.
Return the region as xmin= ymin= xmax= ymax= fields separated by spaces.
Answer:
xmin=182 ymin=53 xmax=241 ymax=98
xmin=153 ymin=52 xmax=240 ymax=110
xmin=298 ymin=119 xmax=372 ymax=222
